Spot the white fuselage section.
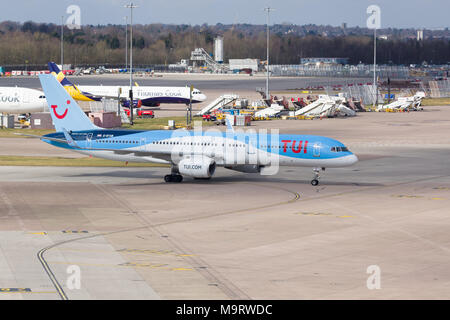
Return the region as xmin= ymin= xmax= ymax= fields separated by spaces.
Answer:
xmin=76 ymin=85 xmax=206 ymax=102
xmin=0 ymin=87 xmax=48 ymax=113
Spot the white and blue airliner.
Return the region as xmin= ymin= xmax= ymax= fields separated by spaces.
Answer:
xmin=30 ymin=74 xmax=358 ymax=185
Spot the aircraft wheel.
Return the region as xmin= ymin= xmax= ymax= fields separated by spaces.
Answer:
xmin=311 ymin=179 xmax=319 ymax=186
xmin=165 ymin=175 xmax=183 ymax=183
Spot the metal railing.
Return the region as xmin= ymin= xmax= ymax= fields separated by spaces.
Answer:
xmin=270 ymin=64 xmax=410 ymax=79
xmin=429 ymin=79 xmax=450 ymax=98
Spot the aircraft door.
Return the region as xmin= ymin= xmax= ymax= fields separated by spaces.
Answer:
xmin=313 ymin=142 xmax=321 ymax=157
xmin=140 ymin=137 xmax=147 ymax=151
xmin=86 ymin=133 xmax=93 ymax=149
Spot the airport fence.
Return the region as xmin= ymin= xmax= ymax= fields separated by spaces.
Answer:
xmin=270 ymin=64 xmax=410 ymax=79
xmin=429 ymin=79 xmax=450 ymax=98
xmin=342 ymin=84 xmax=384 ymax=106
xmin=89 ymin=99 xmax=130 ymax=124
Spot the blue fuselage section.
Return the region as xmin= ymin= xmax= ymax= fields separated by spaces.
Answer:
xmin=43 ymin=129 xmax=356 ymax=164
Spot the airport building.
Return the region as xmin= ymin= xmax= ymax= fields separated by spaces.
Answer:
xmin=301 ymin=57 xmax=349 ymax=65
xmin=229 ymin=59 xmax=260 ymax=73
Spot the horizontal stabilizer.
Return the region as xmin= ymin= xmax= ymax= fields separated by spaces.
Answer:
xmin=14 ymin=133 xmax=68 ymax=144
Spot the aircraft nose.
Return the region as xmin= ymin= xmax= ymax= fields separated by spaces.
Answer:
xmin=200 ymin=94 xmax=207 ymax=102
xmin=348 ymin=154 xmax=358 ymax=165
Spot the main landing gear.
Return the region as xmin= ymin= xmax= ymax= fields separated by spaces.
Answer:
xmin=164 ymin=166 xmax=183 ymax=183
xmin=164 ymin=174 xmax=183 ymax=183
xmin=311 ymin=167 xmax=325 ymax=186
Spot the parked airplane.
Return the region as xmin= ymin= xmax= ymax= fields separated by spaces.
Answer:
xmin=48 ymin=62 xmax=207 ymax=107
xmin=0 ymin=87 xmax=47 ymax=113
xmin=28 ymin=74 xmax=358 ymax=185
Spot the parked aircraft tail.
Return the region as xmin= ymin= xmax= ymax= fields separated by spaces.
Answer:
xmin=48 ymin=62 xmax=74 ymax=87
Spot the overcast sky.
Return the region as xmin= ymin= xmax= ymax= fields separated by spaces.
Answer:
xmin=1 ymin=0 xmax=448 ymax=29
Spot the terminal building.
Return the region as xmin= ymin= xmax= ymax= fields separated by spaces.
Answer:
xmin=229 ymin=59 xmax=260 ymax=73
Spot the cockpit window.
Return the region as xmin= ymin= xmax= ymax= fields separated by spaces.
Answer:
xmin=39 ymin=95 xmax=45 ymax=99
xmin=331 ymin=146 xmax=349 ymax=152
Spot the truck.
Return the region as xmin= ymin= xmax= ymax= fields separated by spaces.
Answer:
xmin=125 ymin=109 xmax=155 ymax=118
xmin=202 ymin=114 xmax=217 ymax=122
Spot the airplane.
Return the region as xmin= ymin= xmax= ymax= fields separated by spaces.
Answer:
xmin=28 ymin=74 xmax=358 ymax=185
xmin=48 ymin=62 xmax=207 ymax=107
xmin=0 ymin=87 xmax=47 ymax=113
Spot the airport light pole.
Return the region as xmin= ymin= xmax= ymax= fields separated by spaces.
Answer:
xmin=124 ymin=16 xmax=128 ymax=70
xmin=189 ymin=85 xmax=193 ymax=125
xmin=373 ymin=27 xmax=377 ymax=107
xmin=61 ymin=16 xmax=64 ymax=71
xmin=264 ymin=7 xmax=274 ymax=101
xmin=125 ymin=3 xmax=137 ymax=125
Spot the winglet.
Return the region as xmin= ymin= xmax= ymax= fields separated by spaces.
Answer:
xmin=61 ymin=128 xmax=79 ymax=148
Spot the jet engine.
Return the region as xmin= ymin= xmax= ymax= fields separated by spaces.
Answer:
xmin=121 ymin=99 xmax=143 ymax=108
xmin=178 ymin=157 xmax=216 ymax=178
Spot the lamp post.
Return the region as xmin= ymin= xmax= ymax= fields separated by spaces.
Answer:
xmin=124 ymin=16 xmax=128 ymax=70
xmin=124 ymin=3 xmax=137 ymax=125
xmin=264 ymin=7 xmax=274 ymax=101
xmin=61 ymin=16 xmax=64 ymax=71
xmin=366 ymin=5 xmax=381 ymax=107
xmin=373 ymin=27 xmax=377 ymax=106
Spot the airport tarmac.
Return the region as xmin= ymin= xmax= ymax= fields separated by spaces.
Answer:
xmin=0 ymin=73 xmax=371 ymax=92
xmin=0 ymin=105 xmax=449 ymax=300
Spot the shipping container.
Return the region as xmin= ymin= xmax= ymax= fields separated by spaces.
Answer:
xmin=30 ymin=113 xmax=54 ymax=129
xmin=0 ymin=115 xmax=14 ymax=128
xmin=234 ymin=115 xmax=251 ymax=126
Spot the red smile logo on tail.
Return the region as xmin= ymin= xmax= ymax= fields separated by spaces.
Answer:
xmin=51 ymin=100 xmax=70 ymax=119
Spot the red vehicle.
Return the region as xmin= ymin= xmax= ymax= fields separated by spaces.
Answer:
xmin=62 ymin=69 xmax=76 ymax=75
xmin=125 ymin=109 xmax=155 ymax=118
xmin=202 ymin=114 xmax=217 ymax=121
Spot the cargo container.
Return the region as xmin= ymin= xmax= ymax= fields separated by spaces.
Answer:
xmin=88 ymin=112 xmax=121 ymax=128
xmin=0 ymin=115 xmax=14 ymax=128
xmin=235 ymin=115 xmax=252 ymax=126
xmin=30 ymin=113 xmax=54 ymax=129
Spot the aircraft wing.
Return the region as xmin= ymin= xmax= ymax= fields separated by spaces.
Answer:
xmin=56 ymin=137 xmax=174 ymax=162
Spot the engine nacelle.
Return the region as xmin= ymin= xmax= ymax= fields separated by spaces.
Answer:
xmin=121 ymin=99 xmax=142 ymax=108
xmin=178 ymin=157 xmax=216 ymax=178
xmin=224 ymin=165 xmax=261 ymax=173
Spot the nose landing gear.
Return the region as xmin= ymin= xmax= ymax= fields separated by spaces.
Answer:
xmin=311 ymin=167 xmax=325 ymax=186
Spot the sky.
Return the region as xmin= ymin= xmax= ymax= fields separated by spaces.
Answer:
xmin=1 ymin=0 xmax=448 ymax=29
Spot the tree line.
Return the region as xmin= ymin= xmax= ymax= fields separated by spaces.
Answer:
xmin=0 ymin=21 xmax=449 ymax=66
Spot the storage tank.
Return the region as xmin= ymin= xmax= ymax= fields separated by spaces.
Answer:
xmin=214 ymin=37 xmax=224 ymax=63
